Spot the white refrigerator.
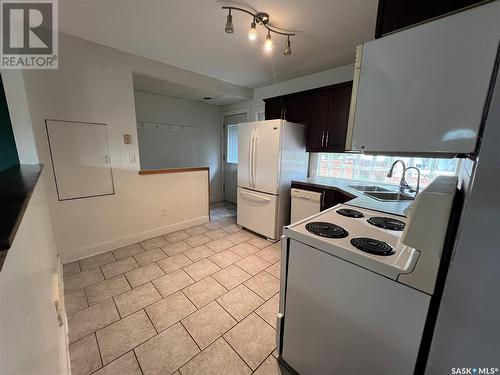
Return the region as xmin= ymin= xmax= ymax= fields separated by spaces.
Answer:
xmin=237 ymin=119 xmax=308 ymax=240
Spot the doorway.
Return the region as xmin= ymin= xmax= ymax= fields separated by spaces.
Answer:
xmin=222 ymin=111 xmax=248 ymax=203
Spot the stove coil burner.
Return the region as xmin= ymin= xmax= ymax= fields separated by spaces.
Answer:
xmin=336 ymin=208 xmax=364 ymax=218
xmin=350 ymin=237 xmax=395 ymax=256
xmin=305 ymin=222 xmax=348 ymax=239
xmin=367 ymin=217 xmax=406 ymax=231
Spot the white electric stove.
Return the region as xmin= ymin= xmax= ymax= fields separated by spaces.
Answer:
xmin=277 ymin=176 xmax=458 ymax=375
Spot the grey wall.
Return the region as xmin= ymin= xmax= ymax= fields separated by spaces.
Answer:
xmin=134 ymin=90 xmax=222 ymax=202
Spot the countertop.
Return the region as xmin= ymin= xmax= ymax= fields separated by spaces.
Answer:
xmin=291 ymin=176 xmax=413 ymax=217
xmin=0 ymin=164 xmax=43 ymax=270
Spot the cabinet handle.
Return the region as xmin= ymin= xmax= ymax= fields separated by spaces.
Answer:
xmin=321 ymin=131 xmax=325 ymax=147
xmin=325 ymin=131 xmax=329 ymax=147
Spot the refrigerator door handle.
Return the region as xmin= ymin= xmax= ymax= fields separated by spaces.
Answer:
xmin=252 ymin=128 xmax=258 ymax=189
xmin=240 ymin=190 xmax=272 ymax=203
xmin=249 ymin=128 xmax=255 ymax=189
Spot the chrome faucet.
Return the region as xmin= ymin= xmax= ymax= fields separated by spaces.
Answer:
xmin=386 ymin=160 xmax=421 ymax=195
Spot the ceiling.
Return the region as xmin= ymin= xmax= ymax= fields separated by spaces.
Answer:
xmin=59 ymin=0 xmax=378 ymax=89
xmin=133 ymin=73 xmax=248 ymax=106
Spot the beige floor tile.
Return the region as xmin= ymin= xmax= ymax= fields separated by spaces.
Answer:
xmin=93 ymin=351 xmax=141 ymax=375
xmin=97 ymin=310 xmax=156 ymax=364
xmin=265 ymin=262 xmax=281 ymax=279
xmin=203 ymin=221 xmax=225 ymax=230
xmin=212 ymin=264 xmax=252 ymax=290
xmin=246 ymin=237 xmax=274 ymax=250
xmin=68 ymin=299 xmax=120 ymax=343
xmin=64 ymin=289 xmax=88 ymax=315
xmin=182 ymin=277 xmax=227 ymax=309
xmin=255 ymin=246 xmax=281 ymax=264
xmin=64 ymin=267 xmax=104 ymax=293
xmin=205 ymin=228 xmax=228 ymax=240
xmin=182 ymin=258 xmax=221 ymax=281
xmin=135 ymin=323 xmax=200 ymax=375
xmin=206 ymin=238 xmax=234 ymax=252
xmin=236 ymin=255 xmax=271 ymax=275
xmin=164 ymin=230 xmax=190 ymax=243
xmin=140 ymin=236 xmax=168 ymax=250
xmin=146 ymin=291 xmax=196 ymax=332
xmin=125 ymin=263 xmax=165 ymax=288
xmin=230 ymin=242 xmax=261 ymax=258
xmin=133 ymin=248 xmax=168 ymax=266
xmin=64 ymin=261 xmax=80 ymax=276
xmin=223 ymin=313 xmax=276 ymax=370
xmin=101 ymin=257 xmax=139 ymax=279
xmin=209 ymin=249 xmax=242 ymax=268
xmin=217 ymin=284 xmax=265 ymax=321
xmin=273 ymin=348 xmax=278 ymax=358
xmin=255 ymin=293 xmax=279 ymax=328
xmin=114 ymin=283 xmax=161 ymax=317
xmin=79 ymin=251 xmax=116 ymax=271
xmin=244 ymin=272 xmax=280 ymax=300
xmin=161 ymin=241 xmax=191 ymax=256
xmin=112 ymin=243 xmax=144 ymax=260
xmin=180 ymin=338 xmax=251 ymax=375
xmin=157 ymin=253 xmax=192 ymax=273
xmin=253 ymin=354 xmax=292 ymax=375
xmin=69 ymin=334 xmax=102 ymax=375
xmin=222 ymin=224 xmax=242 ymax=234
xmin=181 ymin=301 xmax=236 ymax=349
xmin=225 ymin=231 xmax=252 ymax=245
xmin=185 ymin=234 xmax=211 ymax=247
xmin=153 ymin=269 xmax=194 ymax=297
xmin=86 ymin=275 xmax=131 ymax=305
xmin=185 ymin=225 xmax=209 ymax=236
xmin=183 ymin=244 xmax=215 ymax=262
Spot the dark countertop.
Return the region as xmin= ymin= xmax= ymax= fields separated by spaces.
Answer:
xmin=291 ymin=176 xmax=413 ymax=217
xmin=0 ymin=164 xmax=43 ymax=269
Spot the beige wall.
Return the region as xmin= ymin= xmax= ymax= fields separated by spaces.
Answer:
xmin=3 ymin=34 xmax=216 ymax=262
xmin=0 ymin=177 xmax=66 ymax=375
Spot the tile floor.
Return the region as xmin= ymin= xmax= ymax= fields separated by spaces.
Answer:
xmin=63 ymin=202 xmax=292 ymax=375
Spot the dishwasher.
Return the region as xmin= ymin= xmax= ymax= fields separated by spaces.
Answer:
xmin=290 ymin=188 xmax=323 ymax=224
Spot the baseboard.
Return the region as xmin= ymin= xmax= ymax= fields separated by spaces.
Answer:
xmin=62 ymin=215 xmax=210 ymax=263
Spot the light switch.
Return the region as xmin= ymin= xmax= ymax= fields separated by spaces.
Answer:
xmin=123 ymin=134 xmax=132 ymax=144
xmin=127 ymin=153 xmax=136 ymax=163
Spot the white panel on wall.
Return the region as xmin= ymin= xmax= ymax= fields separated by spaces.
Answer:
xmin=46 ymin=120 xmax=115 ymax=200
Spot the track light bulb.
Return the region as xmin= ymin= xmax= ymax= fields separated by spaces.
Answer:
xmin=248 ymin=20 xmax=257 ymax=41
xmin=264 ymin=32 xmax=273 ymax=52
xmin=225 ymin=10 xmax=234 ymax=33
xmin=284 ymin=36 xmax=291 ymax=55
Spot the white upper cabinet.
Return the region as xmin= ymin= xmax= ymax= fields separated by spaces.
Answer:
xmin=46 ymin=120 xmax=114 ymax=200
xmin=346 ymin=1 xmax=500 ymax=155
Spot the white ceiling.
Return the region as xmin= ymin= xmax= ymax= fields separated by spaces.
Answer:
xmin=133 ymin=73 xmax=248 ymax=105
xmin=59 ymin=0 xmax=378 ymax=89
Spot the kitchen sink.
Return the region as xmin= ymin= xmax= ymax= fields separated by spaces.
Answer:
xmin=364 ymin=191 xmax=415 ymax=201
xmin=348 ymin=185 xmax=392 ymax=192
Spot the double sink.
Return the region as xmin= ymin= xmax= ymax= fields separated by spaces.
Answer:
xmin=348 ymin=184 xmax=414 ymax=202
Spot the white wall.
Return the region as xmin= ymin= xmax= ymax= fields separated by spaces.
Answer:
xmin=0 ymin=177 xmax=66 ymax=375
xmin=2 ymin=34 xmax=216 ymax=262
xmin=222 ymin=64 xmax=355 ymax=119
xmin=134 ymin=90 xmax=222 ymax=202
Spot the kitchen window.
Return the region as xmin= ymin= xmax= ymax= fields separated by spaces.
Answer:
xmin=226 ymin=124 xmax=238 ymax=164
xmin=314 ymin=153 xmax=459 ymax=188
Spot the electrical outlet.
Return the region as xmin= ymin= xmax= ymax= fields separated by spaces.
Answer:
xmin=161 ymin=209 xmax=167 ymax=217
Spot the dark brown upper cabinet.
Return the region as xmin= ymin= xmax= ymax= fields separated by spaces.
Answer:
xmin=264 ymin=81 xmax=353 ymax=153
xmin=375 ymin=0 xmax=484 ymax=38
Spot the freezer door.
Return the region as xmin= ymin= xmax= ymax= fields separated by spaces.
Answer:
xmin=254 ymin=121 xmax=281 ymax=194
xmin=237 ymin=187 xmax=279 ymax=239
xmin=237 ymin=122 xmax=255 ymax=190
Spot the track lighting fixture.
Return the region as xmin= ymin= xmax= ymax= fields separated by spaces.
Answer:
xmin=248 ymin=18 xmax=257 ymax=41
xmin=225 ymin=9 xmax=234 ymax=33
xmin=222 ymin=6 xmax=295 ymax=55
